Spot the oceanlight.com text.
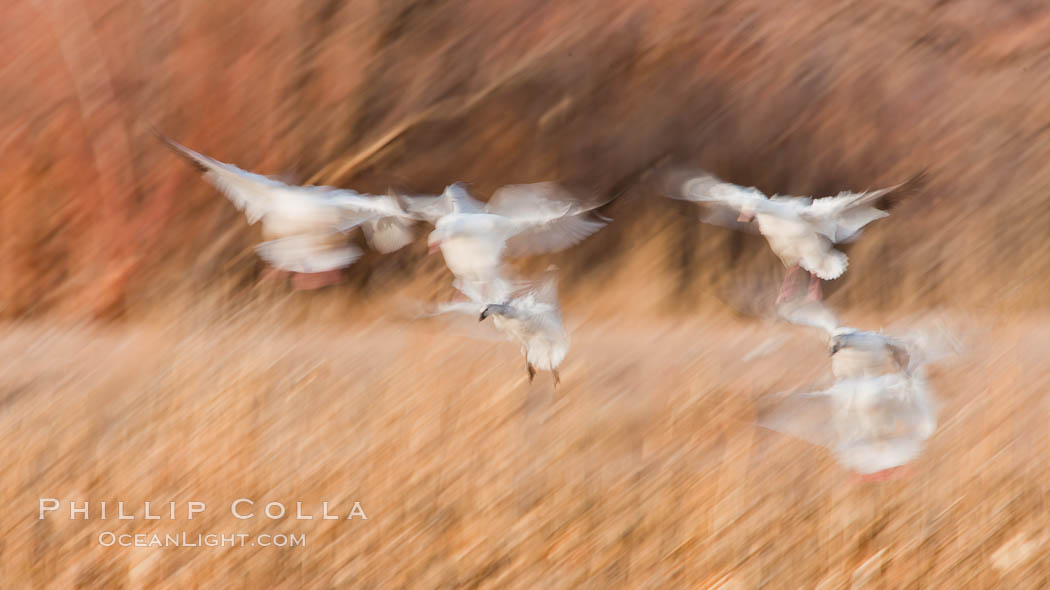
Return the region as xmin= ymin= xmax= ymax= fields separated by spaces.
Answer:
xmin=97 ymin=531 xmax=306 ymax=548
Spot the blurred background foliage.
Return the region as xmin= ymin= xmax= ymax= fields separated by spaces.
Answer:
xmin=4 ymin=0 xmax=1050 ymax=319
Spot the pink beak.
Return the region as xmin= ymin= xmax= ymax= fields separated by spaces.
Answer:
xmin=428 ymin=242 xmax=441 ymax=254
xmin=737 ymin=211 xmax=754 ymax=223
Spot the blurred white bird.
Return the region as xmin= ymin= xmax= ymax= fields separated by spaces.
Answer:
xmin=480 ymin=273 xmax=570 ymax=387
xmin=159 ymin=135 xmax=417 ymax=286
xmin=671 ymin=172 xmax=921 ymax=303
xmin=757 ymin=371 xmax=937 ymax=479
xmin=759 ymin=299 xmax=956 ymax=480
xmin=420 ymin=182 xmax=609 ymax=302
xmin=425 ymin=269 xmax=570 ymax=387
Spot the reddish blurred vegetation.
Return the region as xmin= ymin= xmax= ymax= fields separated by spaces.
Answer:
xmin=4 ymin=0 xmax=1050 ymax=319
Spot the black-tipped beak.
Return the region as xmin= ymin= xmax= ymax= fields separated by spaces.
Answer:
xmin=479 ymin=308 xmax=489 ymax=322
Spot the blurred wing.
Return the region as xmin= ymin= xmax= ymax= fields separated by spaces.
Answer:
xmin=410 ymin=303 xmax=509 ymax=343
xmin=444 ymin=183 xmax=486 ymax=215
xmin=886 ymin=314 xmax=964 ymax=371
xmin=504 ymin=213 xmax=608 ymax=257
xmin=485 ymin=183 xmax=610 ymax=256
xmin=485 ymin=182 xmax=579 ymax=220
xmin=695 ymin=203 xmax=763 ymax=234
xmin=516 ymin=267 xmax=561 ymax=306
xmin=756 ymin=389 xmax=838 ymax=448
xmin=161 ymin=135 xmax=386 ymax=231
xmin=254 ymin=233 xmax=362 ymax=273
xmin=677 ymin=174 xmax=769 ymax=209
xmin=802 ymin=184 xmax=905 ymax=242
xmin=453 ymin=275 xmax=522 ymax=304
xmin=776 ymin=300 xmax=842 ymax=335
xmin=419 ymin=300 xmax=486 ymax=318
xmin=160 ymin=135 xmax=291 ymax=224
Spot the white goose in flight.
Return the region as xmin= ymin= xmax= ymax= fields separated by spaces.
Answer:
xmin=672 ymin=172 xmax=920 ymax=303
xmin=760 ymin=300 xmax=955 ymax=480
xmin=420 ymin=182 xmax=609 ymax=302
xmin=159 ymin=135 xmax=417 ymax=286
xmin=425 ymin=270 xmax=570 ymax=387
xmin=757 ymin=371 xmax=937 ymax=480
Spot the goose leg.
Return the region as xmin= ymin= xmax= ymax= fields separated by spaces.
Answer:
xmin=806 ymin=273 xmax=823 ymax=301
xmin=775 ymin=265 xmax=802 ymax=304
xmin=292 ymin=269 xmax=342 ymax=290
xmin=552 ymin=369 xmax=561 ymax=389
xmin=260 ymin=267 xmax=289 ymax=283
xmin=527 ymin=362 xmax=536 ymax=383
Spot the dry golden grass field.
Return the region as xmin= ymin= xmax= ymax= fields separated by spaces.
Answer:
xmin=1 ymin=290 xmax=1048 ymax=588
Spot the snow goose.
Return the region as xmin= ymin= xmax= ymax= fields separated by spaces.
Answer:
xmin=159 ymin=135 xmax=417 ymax=286
xmin=425 ymin=270 xmax=570 ymax=387
xmin=671 ymin=172 xmax=921 ymax=303
xmin=761 ymin=300 xmax=957 ymax=480
xmin=757 ymin=370 xmax=937 ymax=480
xmin=478 ymin=273 xmax=570 ymax=387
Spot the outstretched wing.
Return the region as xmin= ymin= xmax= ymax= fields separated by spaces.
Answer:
xmin=159 ymin=135 xmax=298 ymax=224
xmin=669 ymin=172 xmax=778 ymax=234
xmin=801 ymin=172 xmax=926 ymax=243
xmin=756 ymin=389 xmax=838 ymax=449
xmin=776 ymin=300 xmax=842 ymax=336
xmin=160 ymin=135 xmax=403 ymax=233
xmin=802 ymin=189 xmax=893 ymax=242
xmin=487 ymin=183 xmax=610 ymax=257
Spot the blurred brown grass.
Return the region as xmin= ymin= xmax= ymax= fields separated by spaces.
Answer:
xmin=3 ymin=0 xmax=1050 ymax=317
xmin=1 ymin=310 xmax=1048 ymax=588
